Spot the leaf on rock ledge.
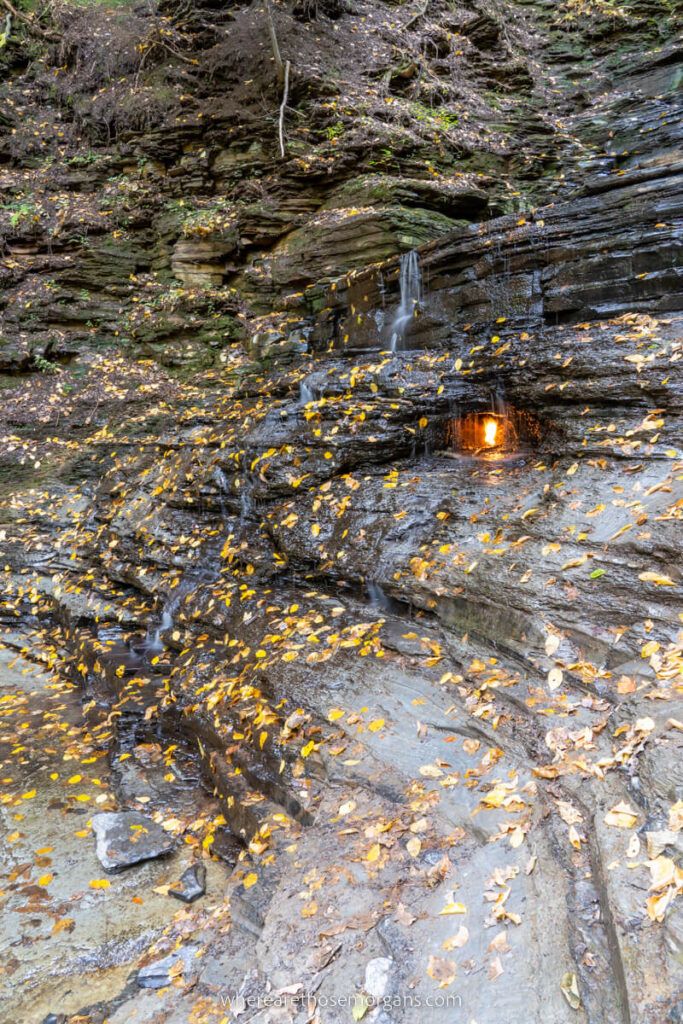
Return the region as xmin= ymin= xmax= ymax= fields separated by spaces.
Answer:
xmin=638 ymin=571 xmax=675 ymax=587
xmin=604 ymin=802 xmax=639 ymax=829
xmin=561 ymin=972 xmax=581 ymax=1010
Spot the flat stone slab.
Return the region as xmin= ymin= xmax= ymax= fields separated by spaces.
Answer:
xmin=137 ymin=945 xmax=201 ymax=989
xmin=91 ymin=812 xmax=175 ymax=872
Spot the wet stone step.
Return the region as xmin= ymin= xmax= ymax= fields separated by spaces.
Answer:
xmin=91 ymin=811 xmax=176 ymax=871
xmin=136 ymin=944 xmax=202 ymax=989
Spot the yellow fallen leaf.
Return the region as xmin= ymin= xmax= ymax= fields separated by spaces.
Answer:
xmin=243 ymin=872 xmax=258 ymax=889
xmin=368 ymin=718 xmax=385 ymax=733
xmin=604 ymin=802 xmax=638 ymax=829
xmin=562 ymin=554 xmax=588 ymax=570
xmin=38 ymin=873 xmax=53 ymax=886
xmin=568 ymin=826 xmax=582 ymax=850
xmin=638 ymin=571 xmax=675 ymax=587
xmin=560 ymin=972 xmax=581 ymax=1010
xmin=648 ymin=855 xmax=676 ymax=891
xmin=52 ymin=918 xmax=74 ymax=935
xmin=646 ymin=888 xmax=673 ymax=922
xmin=89 ymin=879 xmax=110 ymax=889
xmin=439 ymin=901 xmax=467 ymax=915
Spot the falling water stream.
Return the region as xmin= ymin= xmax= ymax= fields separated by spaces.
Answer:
xmin=299 ymin=381 xmax=318 ymax=406
xmin=144 ymin=596 xmax=179 ymax=653
xmin=390 ymin=250 xmax=422 ymax=352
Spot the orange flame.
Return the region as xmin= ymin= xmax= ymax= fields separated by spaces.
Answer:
xmin=483 ymin=417 xmax=498 ymax=447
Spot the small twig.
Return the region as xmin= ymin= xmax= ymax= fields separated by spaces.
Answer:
xmin=405 ymin=0 xmax=428 ymax=30
xmin=278 ymin=58 xmax=290 ymax=159
xmin=264 ymin=0 xmax=284 ymax=82
xmin=1 ymin=0 xmax=55 ymax=39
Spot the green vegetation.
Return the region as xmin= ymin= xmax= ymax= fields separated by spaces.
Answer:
xmin=177 ymin=200 xmax=235 ymax=237
xmin=1 ymin=200 xmax=39 ymax=228
xmin=325 ymin=121 xmax=345 ymax=141
xmin=410 ymin=101 xmax=459 ymax=133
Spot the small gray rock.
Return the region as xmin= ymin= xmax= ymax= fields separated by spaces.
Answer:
xmin=91 ymin=811 xmax=174 ymax=872
xmin=137 ymin=945 xmax=201 ymax=989
xmin=364 ymin=956 xmax=394 ymax=1001
xmin=169 ymin=862 xmax=206 ymax=903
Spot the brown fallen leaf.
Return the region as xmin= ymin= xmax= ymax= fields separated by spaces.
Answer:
xmin=488 ymin=930 xmax=511 ymax=954
xmin=488 ymin=956 xmax=504 ymax=980
xmin=426 ymin=955 xmax=457 ymax=988
xmin=442 ymin=925 xmax=469 ymax=951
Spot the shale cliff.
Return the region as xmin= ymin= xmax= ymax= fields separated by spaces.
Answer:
xmin=0 ymin=1 xmax=682 ymax=1023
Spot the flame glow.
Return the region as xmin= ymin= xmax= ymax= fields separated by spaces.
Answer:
xmin=483 ymin=417 xmax=499 ymax=447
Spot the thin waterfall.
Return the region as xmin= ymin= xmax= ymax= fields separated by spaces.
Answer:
xmin=145 ymin=598 xmax=178 ymax=653
xmin=366 ymin=581 xmax=392 ymax=612
xmin=390 ymin=250 xmax=422 ymax=352
xmin=299 ymin=381 xmax=318 ymax=406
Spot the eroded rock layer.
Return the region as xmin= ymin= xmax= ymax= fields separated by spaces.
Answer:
xmin=0 ymin=0 xmax=682 ymax=1022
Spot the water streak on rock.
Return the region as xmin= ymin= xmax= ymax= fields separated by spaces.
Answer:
xmin=390 ymin=250 xmax=422 ymax=352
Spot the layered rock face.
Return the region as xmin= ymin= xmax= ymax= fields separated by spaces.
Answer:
xmin=1 ymin=1 xmax=682 ymax=1023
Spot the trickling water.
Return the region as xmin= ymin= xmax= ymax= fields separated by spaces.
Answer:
xmin=213 ymin=466 xmax=230 ymax=516
xmin=390 ymin=250 xmax=422 ymax=352
xmin=145 ymin=602 xmax=176 ymax=653
xmin=377 ymin=271 xmax=387 ymax=305
xmin=366 ymin=581 xmax=393 ymax=612
xmin=239 ymin=483 xmax=254 ymax=523
xmin=491 ymin=386 xmax=507 ymax=418
xmin=299 ymin=381 xmax=318 ymax=406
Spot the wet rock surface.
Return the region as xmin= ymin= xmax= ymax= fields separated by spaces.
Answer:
xmin=169 ymin=862 xmax=206 ymax=904
xmin=136 ymin=944 xmax=201 ymax=989
xmin=0 ymin=1 xmax=682 ymax=1022
xmin=91 ymin=812 xmax=175 ymax=872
